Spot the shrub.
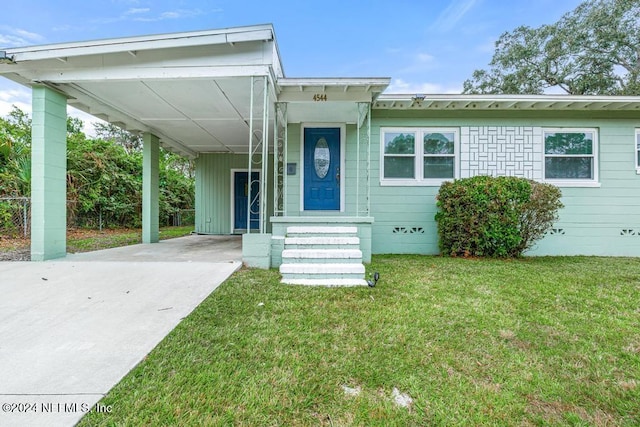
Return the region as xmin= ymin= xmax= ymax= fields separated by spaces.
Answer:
xmin=435 ymin=176 xmax=563 ymax=257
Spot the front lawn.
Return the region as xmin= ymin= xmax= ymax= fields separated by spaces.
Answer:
xmin=80 ymin=256 xmax=640 ymax=426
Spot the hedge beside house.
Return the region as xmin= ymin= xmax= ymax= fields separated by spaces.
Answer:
xmin=435 ymin=176 xmax=563 ymax=257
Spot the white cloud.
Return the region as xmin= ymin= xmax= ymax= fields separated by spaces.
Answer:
xmin=11 ymin=28 xmax=45 ymax=43
xmin=0 ymin=87 xmax=31 ymax=117
xmin=385 ymin=78 xmax=462 ymax=95
xmin=125 ymin=7 xmax=150 ymax=15
xmin=0 ymin=26 xmax=45 ymax=47
xmin=416 ymin=53 xmax=435 ymax=63
xmin=94 ymin=7 xmax=213 ymax=24
xmin=432 ymin=0 xmax=479 ymax=32
xmin=0 ymin=84 xmax=103 ymax=136
xmin=397 ymin=51 xmax=436 ymax=74
xmin=132 ymin=9 xmax=208 ymax=22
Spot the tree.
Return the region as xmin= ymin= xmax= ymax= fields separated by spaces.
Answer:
xmin=463 ymin=0 xmax=640 ymax=95
xmin=0 ymin=107 xmax=32 ymax=197
xmin=94 ymin=122 xmax=142 ymax=154
xmin=1 ymin=107 xmax=195 ymax=229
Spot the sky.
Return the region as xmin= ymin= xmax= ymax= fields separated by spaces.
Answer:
xmin=0 ymin=0 xmax=585 ymax=131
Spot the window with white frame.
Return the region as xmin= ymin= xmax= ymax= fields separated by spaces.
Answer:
xmin=381 ymin=128 xmax=458 ymax=185
xmin=636 ymin=129 xmax=640 ymax=172
xmin=543 ymin=128 xmax=598 ymax=184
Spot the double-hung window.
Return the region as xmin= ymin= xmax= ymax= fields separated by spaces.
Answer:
xmin=543 ymin=128 xmax=599 ymax=186
xmin=381 ymin=128 xmax=458 ymax=185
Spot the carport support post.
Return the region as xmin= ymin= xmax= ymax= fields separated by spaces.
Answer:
xmin=30 ymin=86 xmax=67 ymax=261
xmin=142 ymin=133 xmax=159 ymax=243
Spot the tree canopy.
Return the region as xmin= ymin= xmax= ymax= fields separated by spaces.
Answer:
xmin=463 ymin=0 xmax=640 ymax=95
xmin=0 ymin=106 xmax=194 ymax=229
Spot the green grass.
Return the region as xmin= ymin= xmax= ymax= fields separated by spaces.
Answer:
xmin=79 ymin=256 xmax=640 ymax=426
xmin=66 ymin=225 xmax=194 ymax=253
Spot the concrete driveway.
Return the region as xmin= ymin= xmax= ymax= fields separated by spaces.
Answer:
xmin=0 ymin=235 xmax=242 ymax=427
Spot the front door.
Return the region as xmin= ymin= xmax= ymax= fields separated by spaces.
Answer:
xmin=304 ymin=127 xmax=340 ymax=210
xmin=234 ymin=171 xmax=259 ymax=231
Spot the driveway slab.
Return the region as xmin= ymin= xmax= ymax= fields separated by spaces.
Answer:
xmin=0 ymin=235 xmax=242 ymax=426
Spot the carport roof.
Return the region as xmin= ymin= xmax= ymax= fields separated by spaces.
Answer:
xmin=0 ymin=24 xmax=391 ymax=158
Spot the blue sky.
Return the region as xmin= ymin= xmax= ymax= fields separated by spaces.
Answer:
xmin=0 ymin=0 xmax=584 ymax=127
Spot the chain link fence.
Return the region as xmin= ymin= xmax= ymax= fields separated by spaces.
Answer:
xmin=1 ymin=197 xmax=195 ymax=238
xmin=0 ymin=197 xmax=30 ymax=238
xmin=169 ymin=209 xmax=195 ymax=227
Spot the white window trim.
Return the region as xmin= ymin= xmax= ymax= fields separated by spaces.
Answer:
xmin=635 ymin=129 xmax=640 ymax=174
xmin=542 ymin=127 xmax=600 ymax=187
xmin=380 ymin=127 xmax=459 ymax=186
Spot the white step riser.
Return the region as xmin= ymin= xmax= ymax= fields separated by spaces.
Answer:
xmin=280 ymin=264 xmax=365 ymax=274
xmin=282 ymin=250 xmax=362 ymax=264
xmin=282 ymin=274 xmax=366 ymax=281
xmin=284 ymin=244 xmax=361 ymax=251
xmin=282 ymin=278 xmax=368 ymax=287
xmin=285 ymin=237 xmax=360 ymax=246
xmin=286 ymin=226 xmax=358 ymax=235
xmin=282 ymin=257 xmax=362 ymax=264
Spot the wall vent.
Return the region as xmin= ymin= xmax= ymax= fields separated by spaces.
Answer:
xmin=393 ymin=227 xmax=425 ymax=234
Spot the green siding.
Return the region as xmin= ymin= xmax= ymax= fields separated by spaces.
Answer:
xmin=368 ymin=112 xmax=640 ymax=256
xmin=195 ymin=153 xmax=273 ymax=234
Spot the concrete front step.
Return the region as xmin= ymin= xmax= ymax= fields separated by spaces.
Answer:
xmin=281 ymin=278 xmax=368 ymax=286
xmin=281 ymin=248 xmax=363 ymax=263
xmin=280 ymin=263 xmax=365 ymax=281
xmin=284 ymin=236 xmax=360 ymax=247
xmin=279 ymin=226 xmax=365 ymax=286
xmin=286 ymin=226 xmax=358 ymax=237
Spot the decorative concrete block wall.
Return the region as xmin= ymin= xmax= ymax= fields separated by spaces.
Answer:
xmin=460 ymin=126 xmax=543 ymax=180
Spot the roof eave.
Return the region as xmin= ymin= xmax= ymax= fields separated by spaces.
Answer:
xmin=3 ymin=24 xmax=276 ymax=62
xmin=374 ymin=94 xmax=640 ymax=111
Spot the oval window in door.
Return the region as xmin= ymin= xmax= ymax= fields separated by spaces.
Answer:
xmin=314 ymin=138 xmax=330 ymax=178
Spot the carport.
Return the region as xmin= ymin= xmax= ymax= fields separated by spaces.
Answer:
xmin=0 ymin=24 xmax=282 ymax=261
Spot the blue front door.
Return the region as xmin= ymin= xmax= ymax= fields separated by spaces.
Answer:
xmin=304 ymin=127 xmax=340 ymax=210
xmin=234 ymin=171 xmax=259 ymax=230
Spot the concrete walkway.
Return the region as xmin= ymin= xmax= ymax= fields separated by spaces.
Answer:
xmin=0 ymin=235 xmax=242 ymax=427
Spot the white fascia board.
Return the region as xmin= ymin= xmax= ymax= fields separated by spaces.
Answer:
xmin=375 ymin=94 xmax=640 ymax=110
xmin=28 ymin=65 xmax=273 ymax=83
xmin=279 ymin=77 xmax=390 ymax=88
xmin=4 ymin=26 xmax=274 ymax=62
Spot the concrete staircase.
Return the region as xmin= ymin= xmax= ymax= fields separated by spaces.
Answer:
xmin=279 ymin=226 xmax=367 ymax=286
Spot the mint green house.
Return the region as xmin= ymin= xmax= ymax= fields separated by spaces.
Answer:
xmin=2 ymin=25 xmax=639 ymax=284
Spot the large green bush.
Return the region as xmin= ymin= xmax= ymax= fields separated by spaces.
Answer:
xmin=435 ymin=176 xmax=563 ymax=257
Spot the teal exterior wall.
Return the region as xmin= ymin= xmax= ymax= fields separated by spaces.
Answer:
xmin=368 ymin=110 xmax=640 ymax=256
xmin=30 ymin=86 xmax=67 ymax=261
xmin=199 ymin=111 xmax=639 ymax=257
xmin=195 ymin=153 xmax=273 ymax=234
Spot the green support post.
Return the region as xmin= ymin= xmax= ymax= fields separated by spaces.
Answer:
xmin=30 ymin=86 xmax=67 ymax=261
xmin=142 ymin=133 xmax=159 ymax=243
